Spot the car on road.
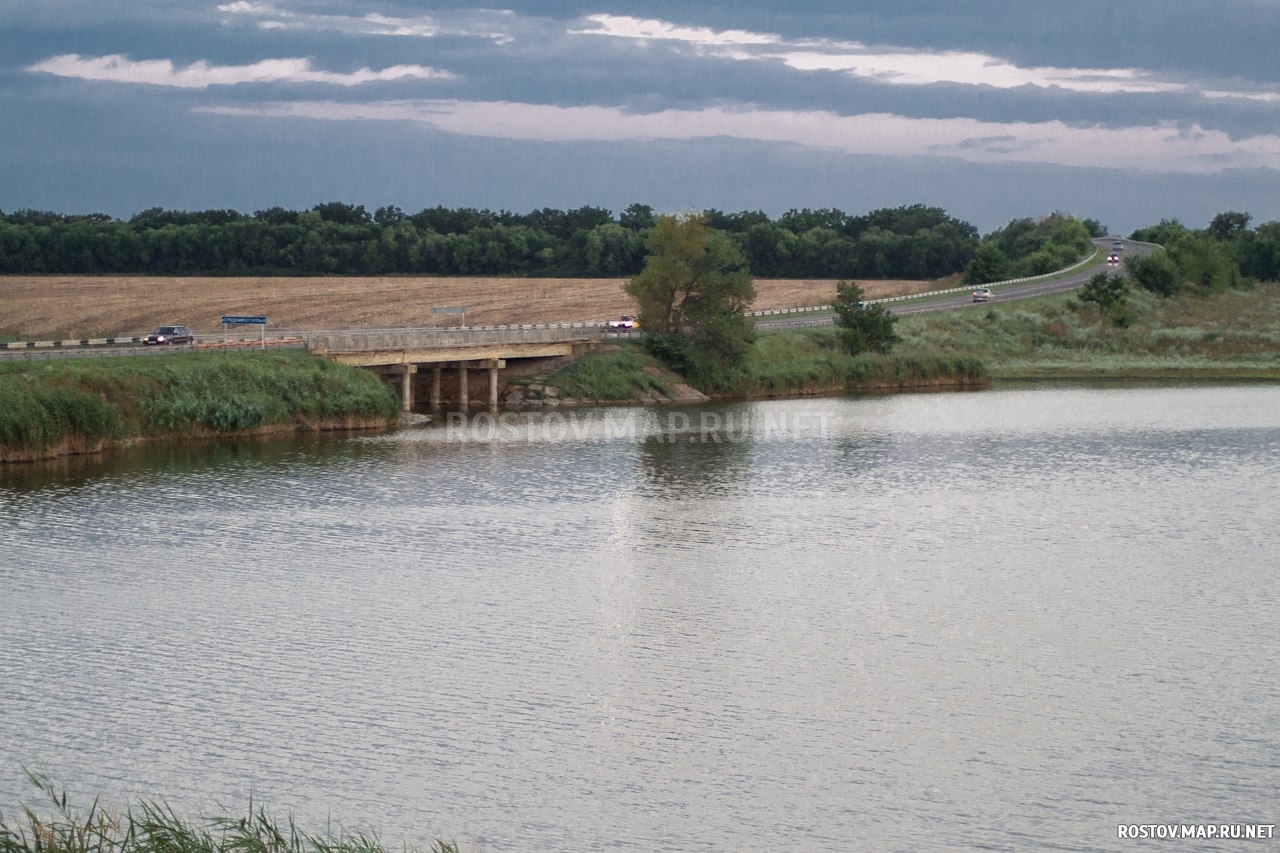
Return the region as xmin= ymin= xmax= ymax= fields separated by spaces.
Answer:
xmin=971 ymin=287 xmax=993 ymax=302
xmin=1112 ymin=241 xmax=1124 ymax=252
xmin=1107 ymin=253 xmax=1121 ymax=265
xmin=607 ymin=315 xmax=638 ymax=331
xmin=143 ymin=325 xmax=194 ymax=345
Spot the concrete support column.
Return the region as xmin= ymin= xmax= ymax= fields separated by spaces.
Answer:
xmin=390 ymin=364 xmax=417 ymax=412
xmin=488 ymin=366 xmax=499 ymax=409
xmin=458 ymin=364 xmax=469 ymax=408
xmin=430 ymin=366 xmax=442 ymax=408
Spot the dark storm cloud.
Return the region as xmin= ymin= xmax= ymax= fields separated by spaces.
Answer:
xmin=4 ymin=0 xmax=1279 ymax=229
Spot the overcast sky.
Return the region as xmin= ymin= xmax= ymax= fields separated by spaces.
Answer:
xmin=4 ymin=0 xmax=1279 ymax=234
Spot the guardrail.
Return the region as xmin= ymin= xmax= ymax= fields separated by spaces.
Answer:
xmin=2 ymin=243 xmax=1132 ymax=358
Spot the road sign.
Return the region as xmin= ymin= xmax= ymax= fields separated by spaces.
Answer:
xmin=221 ymin=315 xmax=268 ymax=325
xmin=431 ymin=307 xmax=466 ymax=314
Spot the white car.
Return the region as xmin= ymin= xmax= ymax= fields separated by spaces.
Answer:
xmin=607 ymin=315 xmax=638 ymax=331
xmin=971 ymin=287 xmax=993 ymax=302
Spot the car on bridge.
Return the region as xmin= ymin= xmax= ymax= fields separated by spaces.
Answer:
xmin=971 ymin=287 xmax=993 ymax=302
xmin=607 ymin=315 xmax=638 ymax=331
xmin=143 ymin=325 xmax=194 ymax=345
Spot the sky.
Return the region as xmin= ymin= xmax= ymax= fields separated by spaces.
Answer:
xmin=3 ymin=0 xmax=1280 ymax=235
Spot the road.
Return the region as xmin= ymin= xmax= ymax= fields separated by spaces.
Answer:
xmin=3 ymin=238 xmax=1152 ymax=359
xmin=758 ymin=237 xmax=1151 ymax=330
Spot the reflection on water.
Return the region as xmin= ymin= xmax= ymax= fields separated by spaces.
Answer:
xmin=2 ymin=385 xmax=1279 ymax=853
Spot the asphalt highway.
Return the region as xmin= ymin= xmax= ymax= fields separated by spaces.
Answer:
xmin=758 ymin=237 xmax=1152 ymax=330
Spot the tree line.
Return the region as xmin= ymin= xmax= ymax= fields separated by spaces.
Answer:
xmin=1125 ymin=212 xmax=1280 ymax=293
xmin=0 ymin=202 xmax=980 ymax=280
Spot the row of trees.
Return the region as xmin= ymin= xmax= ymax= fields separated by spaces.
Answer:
xmin=1126 ymin=212 xmax=1280 ymax=293
xmin=0 ymin=202 xmax=979 ymax=280
xmin=963 ymin=213 xmax=1100 ymax=284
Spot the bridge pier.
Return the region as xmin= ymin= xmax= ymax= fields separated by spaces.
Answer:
xmin=316 ymin=336 xmax=586 ymax=411
xmin=388 ymin=364 xmax=417 ymax=411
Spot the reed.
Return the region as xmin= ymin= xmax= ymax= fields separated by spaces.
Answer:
xmin=0 ymin=351 xmax=400 ymax=459
xmin=0 ymin=773 xmax=462 ymax=853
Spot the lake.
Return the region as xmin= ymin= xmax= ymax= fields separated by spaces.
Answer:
xmin=2 ymin=384 xmax=1278 ymax=852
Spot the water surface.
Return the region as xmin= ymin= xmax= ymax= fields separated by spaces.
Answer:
xmin=2 ymin=385 xmax=1278 ymax=852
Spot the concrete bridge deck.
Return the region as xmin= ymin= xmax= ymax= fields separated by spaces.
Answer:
xmin=306 ymin=324 xmax=610 ymax=410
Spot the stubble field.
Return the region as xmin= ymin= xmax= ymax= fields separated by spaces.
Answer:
xmin=1 ymin=275 xmax=941 ymax=340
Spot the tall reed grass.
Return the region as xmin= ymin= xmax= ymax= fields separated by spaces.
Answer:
xmin=741 ymin=328 xmax=986 ymax=395
xmin=0 ymin=351 xmax=400 ymax=460
xmin=0 ymin=773 xmax=462 ymax=853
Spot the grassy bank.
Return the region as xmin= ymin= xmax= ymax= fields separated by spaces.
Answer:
xmin=544 ymin=281 xmax=1280 ymax=401
xmin=0 ymin=350 xmax=400 ymax=462
xmin=539 ymin=332 xmax=986 ymax=402
xmin=0 ymin=774 xmax=460 ymax=853
xmin=739 ymin=327 xmax=986 ymax=395
xmin=897 ymin=280 xmax=1280 ymax=379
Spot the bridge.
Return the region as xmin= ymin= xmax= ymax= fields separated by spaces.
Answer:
xmin=307 ymin=324 xmax=607 ymax=411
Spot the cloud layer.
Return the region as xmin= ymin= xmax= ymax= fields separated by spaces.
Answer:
xmin=5 ymin=0 xmax=1280 ymax=230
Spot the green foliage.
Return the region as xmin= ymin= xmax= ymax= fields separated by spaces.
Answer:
xmin=543 ymin=345 xmax=667 ymax=401
xmin=629 ymin=214 xmax=757 ymax=390
xmin=1168 ymin=232 xmax=1236 ymax=291
xmin=739 ymin=328 xmax=985 ymax=394
xmin=963 ymin=242 xmax=1012 ymax=284
xmin=1129 ymin=218 xmax=1189 ymax=246
xmin=0 ymin=352 xmax=399 ymax=457
xmin=0 ymin=383 xmax=122 ymax=453
xmin=1126 ymin=251 xmax=1181 ymax=296
xmin=979 ymin=213 xmax=1093 ymax=279
xmin=1078 ymin=272 xmax=1129 ymax=328
xmin=0 ymin=203 xmax=982 ymax=280
xmin=0 ymin=771 xmax=462 ymax=853
xmin=831 ymin=281 xmax=901 ymax=354
xmin=894 ymin=280 xmax=1280 ymax=376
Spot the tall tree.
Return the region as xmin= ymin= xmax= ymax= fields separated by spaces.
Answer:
xmin=627 ymin=213 xmax=756 ymax=389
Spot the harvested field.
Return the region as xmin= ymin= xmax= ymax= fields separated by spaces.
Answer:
xmin=0 ymin=275 xmax=945 ymax=340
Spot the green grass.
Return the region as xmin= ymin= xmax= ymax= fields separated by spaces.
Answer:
xmin=739 ymin=327 xmax=985 ymax=394
xmin=611 ymin=279 xmax=1279 ymax=399
xmin=542 ymin=344 xmax=670 ymax=401
xmin=895 ymin=280 xmax=1280 ymax=378
xmin=0 ymin=772 xmax=462 ymax=853
xmin=0 ymin=350 xmax=401 ymax=459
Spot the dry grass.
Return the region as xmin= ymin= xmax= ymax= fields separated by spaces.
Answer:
xmin=0 ymin=275 xmax=942 ymax=340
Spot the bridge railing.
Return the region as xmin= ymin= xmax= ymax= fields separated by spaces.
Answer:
xmin=301 ymin=322 xmax=611 ymax=353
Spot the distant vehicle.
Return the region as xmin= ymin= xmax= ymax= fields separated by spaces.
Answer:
xmin=143 ymin=325 xmax=194 ymax=345
xmin=607 ymin=315 xmax=638 ymax=330
xmin=1107 ymin=254 xmax=1121 ymax=265
xmin=1112 ymin=241 xmax=1124 ymax=251
xmin=971 ymin=287 xmax=993 ymax=302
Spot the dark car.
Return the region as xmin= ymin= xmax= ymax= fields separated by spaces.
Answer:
xmin=143 ymin=325 xmax=194 ymax=345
